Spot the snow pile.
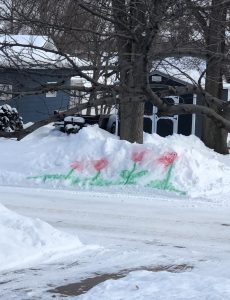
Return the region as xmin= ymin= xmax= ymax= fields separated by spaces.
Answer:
xmin=0 ymin=202 xmax=83 ymax=271
xmin=1 ymin=124 xmax=230 ymax=198
xmin=76 ymin=270 xmax=230 ymax=300
xmin=144 ymin=133 xmax=230 ymax=197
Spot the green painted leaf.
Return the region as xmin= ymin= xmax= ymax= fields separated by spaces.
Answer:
xmin=131 ymin=170 xmax=148 ymax=178
xmin=120 ymin=170 xmax=130 ymax=179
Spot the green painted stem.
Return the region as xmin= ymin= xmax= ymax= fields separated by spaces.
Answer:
xmin=91 ymin=171 xmax=101 ymax=182
xmin=65 ymin=169 xmax=74 ymax=179
xmin=124 ymin=163 xmax=136 ymax=185
xmin=64 ymin=169 xmax=75 ymax=179
xmin=163 ymin=164 xmax=174 ymax=189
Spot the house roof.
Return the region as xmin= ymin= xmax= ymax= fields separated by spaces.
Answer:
xmin=0 ymin=35 xmax=55 ymax=49
xmin=151 ymin=58 xmax=230 ymax=92
xmin=150 ymin=70 xmax=193 ymax=86
xmin=0 ymin=35 xmax=89 ymax=70
xmin=150 ymin=58 xmax=206 ymax=85
xmin=0 ymin=34 xmax=63 ymax=68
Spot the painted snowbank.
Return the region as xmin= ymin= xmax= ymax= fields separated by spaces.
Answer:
xmin=0 ymin=202 xmax=83 ymax=271
xmin=28 ymin=146 xmax=184 ymax=194
xmin=1 ymin=124 xmax=230 ymax=197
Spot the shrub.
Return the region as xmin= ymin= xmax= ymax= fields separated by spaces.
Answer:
xmin=0 ymin=104 xmax=23 ymax=132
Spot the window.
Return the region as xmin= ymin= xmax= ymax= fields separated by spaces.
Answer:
xmin=151 ymin=75 xmax=162 ymax=82
xmin=46 ymin=82 xmax=57 ymax=98
xmin=0 ymin=84 xmax=12 ymax=101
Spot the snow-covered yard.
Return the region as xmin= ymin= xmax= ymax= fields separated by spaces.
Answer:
xmin=1 ymin=125 xmax=230 ymax=299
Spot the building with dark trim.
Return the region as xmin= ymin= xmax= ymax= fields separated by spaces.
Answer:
xmin=143 ymin=70 xmax=229 ymax=138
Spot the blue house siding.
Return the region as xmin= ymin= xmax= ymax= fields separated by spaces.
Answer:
xmin=4 ymin=93 xmax=69 ymax=123
xmin=0 ymin=68 xmax=72 ymax=122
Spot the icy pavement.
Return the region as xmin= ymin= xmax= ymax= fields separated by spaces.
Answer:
xmin=1 ymin=186 xmax=230 ymax=299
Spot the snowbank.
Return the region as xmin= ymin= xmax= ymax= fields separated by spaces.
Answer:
xmin=1 ymin=124 xmax=230 ymax=198
xmin=0 ymin=202 xmax=83 ymax=271
xmin=76 ymin=270 xmax=230 ymax=300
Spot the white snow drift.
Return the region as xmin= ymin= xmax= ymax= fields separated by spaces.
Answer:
xmin=0 ymin=202 xmax=83 ymax=271
xmin=1 ymin=124 xmax=230 ymax=198
xmin=76 ymin=270 xmax=230 ymax=300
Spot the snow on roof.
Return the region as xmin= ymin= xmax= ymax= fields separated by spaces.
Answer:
xmin=0 ymin=35 xmax=53 ymax=48
xmin=0 ymin=34 xmax=89 ymax=69
xmin=0 ymin=34 xmax=63 ymax=68
xmin=151 ymin=58 xmax=206 ymax=85
xmin=151 ymin=57 xmax=230 ymax=90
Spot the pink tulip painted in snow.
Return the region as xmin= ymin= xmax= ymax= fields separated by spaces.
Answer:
xmin=93 ymin=159 xmax=109 ymax=171
xmin=157 ymin=152 xmax=177 ymax=168
xmin=70 ymin=161 xmax=84 ymax=171
xmin=131 ymin=150 xmax=146 ymax=163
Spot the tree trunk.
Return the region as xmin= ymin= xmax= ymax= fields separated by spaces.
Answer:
xmin=112 ymin=0 xmax=149 ymax=144
xmin=119 ymin=101 xmax=144 ymax=143
xmin=118 ymin=44 xmax=148 ymax=143
xmin=118 ymin=51 xmax=148 ymax=144
xmin=202 ymin=118 xmax=228 ymax=154
xmin=202 ymin=62 xmax=228 ymax=154
xmin=202 ymin=0 xmax=228 ymax=154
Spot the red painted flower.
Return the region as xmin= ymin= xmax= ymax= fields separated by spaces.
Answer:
xmin=157 ymin=152 xmax=177 ymax=168
xmin=131 ymin=150 xmax=146 ymax=163
xmin=93 ymin=159 xmax=109 ymax=171
xmin=70 ymin=161 xmax=84 ymax=171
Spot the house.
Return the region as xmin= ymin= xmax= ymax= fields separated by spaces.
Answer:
xmin=0 ymin=35 xmax=75 ymax=123
xmin=102 ymin=69 xmax=230 ymax=138
xmin=143 ymin=69 xmax=230 ymax=138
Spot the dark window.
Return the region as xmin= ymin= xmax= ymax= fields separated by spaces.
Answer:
xmin=222 ymin=89 xmax=228 ymax=101
xmin=143 ymin=117 xmax=152 ymax=133
xmin=156 ymin=119 xmax=174 ymax=137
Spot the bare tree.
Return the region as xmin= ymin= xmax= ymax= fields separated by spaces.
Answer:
xmin=0 ymin=0 xmax=230 ymax=154
xmin=196 ymin=0 xmax=229 ymax=154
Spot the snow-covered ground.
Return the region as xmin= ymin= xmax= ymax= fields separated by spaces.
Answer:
xmin=1 ymin=125 xmax=230 ymax=299
xmin=1 ymin=186 xmax=230 ymax=299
